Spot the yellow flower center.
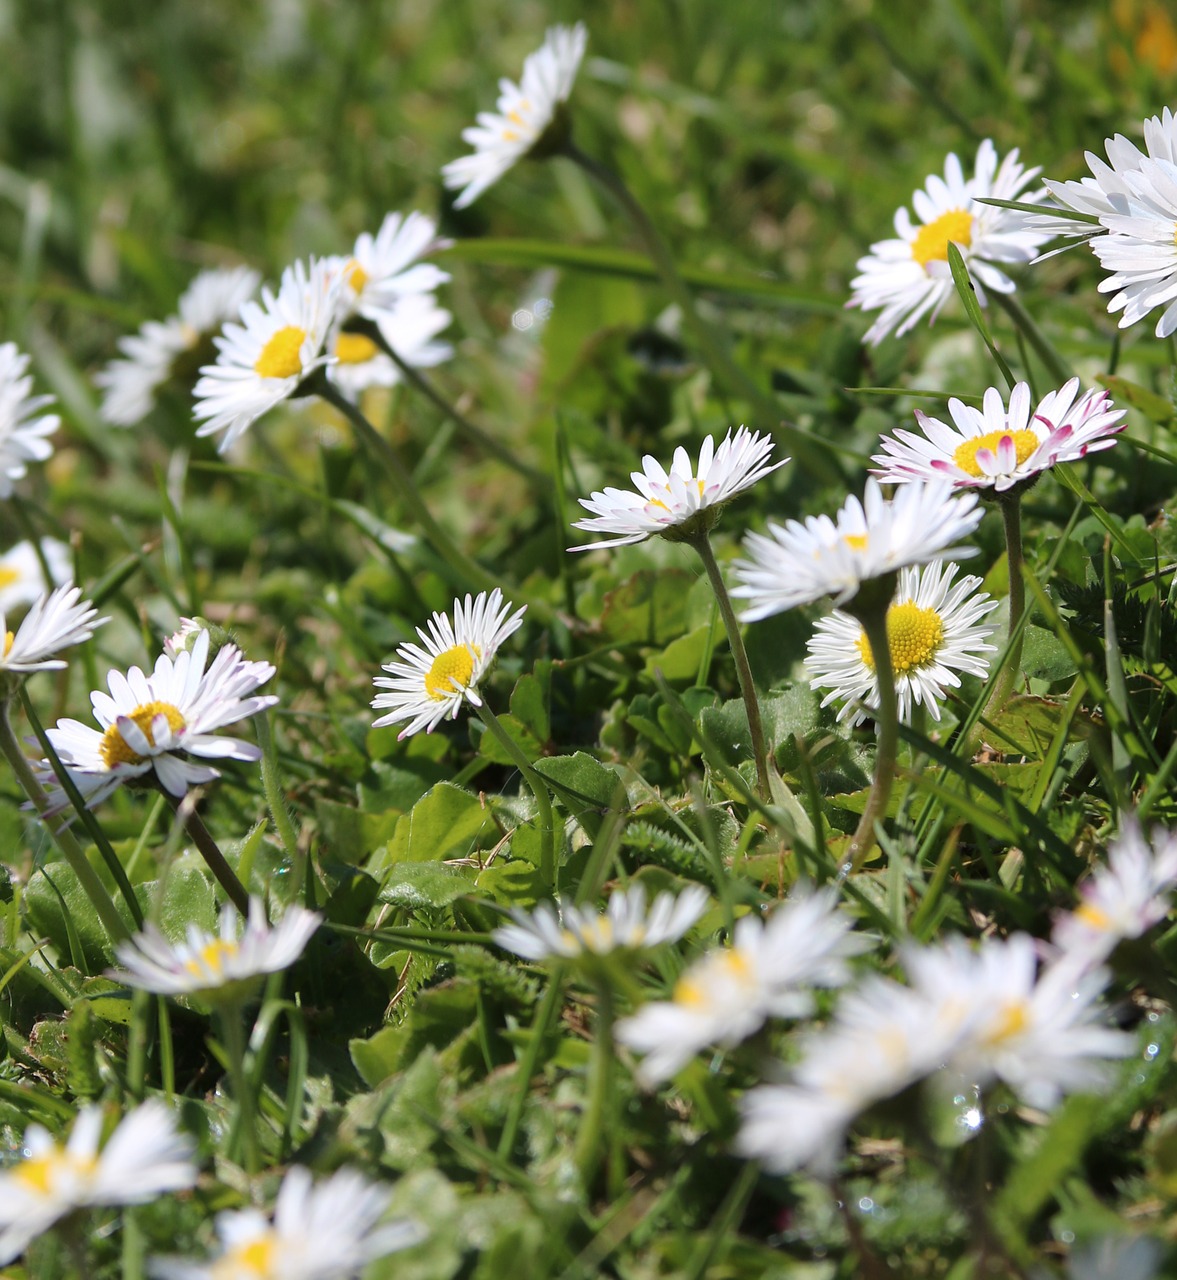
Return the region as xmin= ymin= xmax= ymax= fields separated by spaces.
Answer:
xmin=563 ymin=917 xmax=626 ymax=953
xmin=856 ymin=601 xmax=945 ymax=676
xmin=3 ymin=630 xmax=13 ymax=658
xmin=985 ymin=999 xmax=1029 ymax=1045
xmin=216 ymin=1233 xmax=279 ymax=1278
xmin=0 ymin=566 xmax=21 ymax=589
xmin=424 ymin=644 xmax=478 ymax=701
xmin=99 ymin=700 xmax=187 ymax=769
xmin=673 ymin=948 xmax=753 ymax=1009
xmin=911 ymin=208 xmax=974 ymax=268
xmin=15 ymin=1147 xmax=97 ymax=1197
xmin=334 ymin=332 xmax=379 ymax=365
xmin=253 ymin=325 xmax=306 ymax=380
xmin=844 ymin=533 xmax=868 ymax=552
xmin=952 ymin=428 xmax=1040 ymax=478
xmin=184 ymin=937 xmax=240 ymax=979
xmin=1074 ymin=901 xmax=1112 ymax=930
xmin=345 ymin=259 xmax=369 ymax=293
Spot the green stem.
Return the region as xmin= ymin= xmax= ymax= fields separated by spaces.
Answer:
xmin=573 ymin=982 xmax=615 ymax=1188
xmin=476 ymin=701 xmax=556 ymax=891
xmin=0 ymin=696 xmax=129 ymax=942
xmin=560 ymin=141 xmax=836 ymax=482
xmin=219 ymin=1004 xmax=259 ymax=1177
xmin=688 ymin=532 xmax=771 ymax=801
xmin=254 ymin=713 xmax=303 ymax=894
xmin=161 ymin=789 xmax=251 ymax=916
xmin=497 ymin=967 xmax=566 ymax=1160
xmin=846 ymin=602 xmax=899 ymax=873
xmin=993 ymin=292 xmax=1074 ymax=385
xmin=982 ymin=495 xmax=1025 ymax=720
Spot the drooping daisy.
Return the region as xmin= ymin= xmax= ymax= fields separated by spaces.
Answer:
xmin=493 ymin=883 xmax=709 ymax=961
xmin=615 ymin=889 xmax=865 ymax=1086
xmin=0 ymin=582 xmax=107 ymax=677
xmin=35 ymin=627 xmax=277 ymax=812
xmin=731 ymin=478 xmax=983 ymax=618
xmin=192 ymin=258 xmax=342 ymax=451
xmin=328 ymin=292 xmax=453 ymax=400
xmin=441 ymin=23 xmax=588 ymax=209
xmin=147 ymin=1165 xmax=423 ymax=1280
xmin=1052 ymin=821 xmax=1177 ymax=969
xmin=0 ymin=1101 xmax=197 ymax=1266
xmin=95 ymin=265 xmax=261 ymax=426
xmin=569 ymin=428 xmax=788 ymax=550
xmin=371 ymin=588 xmax=526 ymax=739
xmin=0 ymin=537 xmax=71 ymax=613
xmin=873 ymin=379 xmax=1125 ymax=493
xmin=112 ymin=897 xmax=321 ymax=1003
xmin=805 ymin=560 xmax=998 ymax=726
xmin=337 ymin=211 xmax=450 ymax=321
xmin=849 ymin=139 xmax=1051 ymax=345
xmin=0 ymin=341 xmax=59 ymax=497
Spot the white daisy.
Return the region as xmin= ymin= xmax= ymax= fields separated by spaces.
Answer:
xmin=905 ymin=933 xmax=1133 ymax=1111
xmin=805 ymin=560 xmax=998 ymax=726
xmin=0 ymin=341 xmax=58 ymax=497
xmin=328 ymin=292 xmax=453 ymax=400
xmin=338 ymin=211 xmax=450 ymax=320
xmin=0 ymin=582 xmax=107 ymax=676
xmin=0 ymin=537 xmax=71 ymax=613
xmin=441 ymin=23 xmax=588 ymax=209
xmin=731 ymin=478 xmax=983 ymax=618
xmin=873 ymin=379 xmax=1125 ymax=493
xmin=615 ymin=889 xmax=864 ymax=1086
xmin=569 ymin=427 xmax=788 ymax=550
xmin=849 ymin=139 xmax=1051 ymax=345
xmin=1052 ymin=822 xmax=1177 ymax=969
xmin=147 ymin=1165 xmax=423 ymax=1280
xmin=371 ymin=588 xmax=526 ymax=739
xmin=0 ymin=1101 xmax=197 ymax=1266
xmin=112 ymin=897 xmax=321 ymax=1002
xmin=493 ymin=883 xmax=709 ymax=961
xmin=95 ymin=266 xmax=261 ymax=426
xmin=192 ymin=258 xmax=342 ymax=452
xmin=35 ymin=627 xmax=277 ymax=812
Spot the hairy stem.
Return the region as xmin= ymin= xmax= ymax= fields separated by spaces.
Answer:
xmin=162 ymin=788 xmax=251 ymax=915
xmin=846 ymin=604 xmax=899 ymax=873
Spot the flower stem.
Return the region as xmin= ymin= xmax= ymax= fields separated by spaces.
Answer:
xmin=982 ymin=494 xmax=1026 ymax=720
xmin=559 ymin=140 xmax=836 ymax=482
xmin=0 ymin=696 xmax=130 ymax=943
xmin=993 ymin=292 xmax=1074 ymax=385
xmin=476 ymin=701 xmax=557 ymax=891
xmin=219 ymin=1004 xmax=259 ymax=1177
xmin=845 ymin=602 xmax=899 ymax=873
xmin=688 ymin=532 xmax=771 ymax=801
xmin=254 ymin=712 xmax=303 ymax=895
xmin=573 ymin=981 xmax=615 ymax=1189
xmin=161 ymin=788 xmax=251 ymax=916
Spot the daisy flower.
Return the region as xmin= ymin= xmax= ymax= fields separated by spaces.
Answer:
xmin=0 ymin=341 xmax=59 ymax=497
xmin=95 ymin=265 xmax=261 ymax=426
xmin=1052 ymin=821 xmax=1177 ymax=969
xmin=0 ymin=537 xmax=71 ymax=613
xmin=113 ymin=897 xmax=321 ymax=1003
xmin=615 ymin=889 xmax=864 ymax=1085
xmin=147 ymin=1165 xmax=423 ymax=1280
xmin=569 ymin=427 xmax=788 ymax=550
xmin=192 ymin=258 xmax=342 ymax=452
xmin=441 ymin=23 xmax=588 ymax=209
xmin=0 ymin=1101 xmax=197 ymax=1266
xmin=371 ymin=588 xmax=526 ymax=739
xmin=0 ymin=582 xmax=107 ymax=677
xmin=493 ymin=883 xmax=709 ymax=961
xmin=849 ymin=139 xmax=1051 ymax=345
xmin=328 ymin=292 xmax=453 ymax=400
xmin=805 ymin=560 xmax=998 ymax=726
xmin=337 ymin=211 xmax=450 ymax=320
xmin=731 ymin=478 xmax=983 ymax=618
xmin=35 ymin=627 xmax=277 ymax=812
xmin=873 ymin=379 xmax=1125 ymax=493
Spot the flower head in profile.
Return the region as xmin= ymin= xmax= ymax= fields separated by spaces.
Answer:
xmin=328 ymin=293 xmax=453 ymax=400
xmin=493 ymin=883 xmax=709 ymax=962
xmin=371 ymin=588 xmax=525 ymax=739
xmin=0 ymin=341 xmax=59 ymax=497
xmin=337 ymin=211 xmax=450 ymax=320
xmin=113 ymin=897 xmax=321 ymax=1004
xmin=1051 ymin=821 xmax=1177 ymax=969
xmin=0 ymin=538 xmax=71 ymax=614
xmin=849 ymin=139 xmax=1050 ymax=345
xmin=0 ymin=1101 xmax=197 ymax=1266
xmin=35 ymin=627 xmax=277 ymax=812
xmin=95 ymin=266 xmax=261 ymax=426
xmin=147 ymin=1165 xmax=422 ymax=1280
xmin=0 ymin=583 xmax=107 ymax=677
xmin=616 ymin=889 xmax=864 ymax=1085
xmin=193 ymin=258 xmax=342 ymax=451
xmin=873 ymin=379 xmax=1125 ymax=493
xmin=442 ymin=23 xmax=588 ymax=209
xmin=569 ymin=427 xmax=787 ymax=550
xmin=806 ymin=561 xmax=998 ymax=726
xmin=731 ymin=479 xmax=983 ymax=618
